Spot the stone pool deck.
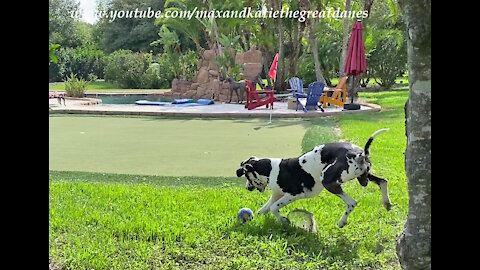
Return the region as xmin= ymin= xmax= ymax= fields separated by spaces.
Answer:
xmin=49 ymin=97 xmax=381 ymax=118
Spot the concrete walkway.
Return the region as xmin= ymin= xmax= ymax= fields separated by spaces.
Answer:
xmin=49 ymin=98 xmax=381 ymax=118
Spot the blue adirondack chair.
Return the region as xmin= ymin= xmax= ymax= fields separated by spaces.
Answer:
xmin=298 ymin=81 xmax=325 ymax=113
xmin=289 ymin=77 xmax=307 ymax=111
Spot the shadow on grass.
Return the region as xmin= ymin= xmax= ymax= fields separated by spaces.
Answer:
xmin=226 ymin=215 xmax=360 ymax=262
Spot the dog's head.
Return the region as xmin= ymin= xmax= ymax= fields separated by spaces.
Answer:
xmin=236 ymin=156 xmax=267 ymax=192
xmin=347 ymin=151 xmax=372 ymax=186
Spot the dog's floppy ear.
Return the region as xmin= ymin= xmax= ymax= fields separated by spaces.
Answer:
xmin=357 ymin=173 xmax=369 ymax=187
xmin=236 ymin=168 xmax=245 ymax=177
xmin=244 ymin=164 xmax=255 ymax=172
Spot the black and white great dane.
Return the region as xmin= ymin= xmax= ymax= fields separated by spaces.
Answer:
xmin=236 ymin=128 xmax=392 ymax=228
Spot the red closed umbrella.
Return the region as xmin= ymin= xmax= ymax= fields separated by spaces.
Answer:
xmin=344 ymin=21 xmax=367 ymax=76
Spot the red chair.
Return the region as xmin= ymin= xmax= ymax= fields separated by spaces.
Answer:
xmin=244 ymin=80 xmax=277 ymax=110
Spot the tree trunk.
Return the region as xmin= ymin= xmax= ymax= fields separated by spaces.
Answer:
xmin=308 ymin=21 xmax=324 ymax=83
xmin=262 ymin=49 xmax=273 ymax=88
xmin=301 ymin=0 xmax=325 ymax=83
xmin=339 ymin=0 xmax=352 ymax=77
xmin=287 ymin=18 xmax=305 ymax=77
xmin=396 ymin=0 xmax=431 ymax=269
xmin=293 ymin=21 xmax=306 ymax=77
xmin=272 ymin=0 xmax=287 ymax=91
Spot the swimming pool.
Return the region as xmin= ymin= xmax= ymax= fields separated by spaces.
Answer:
xmin=86 ymin=94 xmax=172 ymax=104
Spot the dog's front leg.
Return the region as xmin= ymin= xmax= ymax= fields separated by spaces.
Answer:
xmin=336 ymin=192 xmax=358 ymax=228
xmin=367 ymin=174 xmax=392 ymax=211
xmin=269 ymin=193 xmax=301 ymax=225
xmin=323 ymin=182 xmax=357 ymax=228
xmin=257 ymin=193 xmax=282 ymax=215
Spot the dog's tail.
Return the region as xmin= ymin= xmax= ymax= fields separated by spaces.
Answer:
xmin=364 ymin=128 xmax=389 ymax=155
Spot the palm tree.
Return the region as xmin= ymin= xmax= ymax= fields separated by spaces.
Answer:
xmin=155 ymin=0 xmax=208 ymax=54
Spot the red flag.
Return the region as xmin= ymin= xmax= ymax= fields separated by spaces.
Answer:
xmin=268 ymin=53 xmax=278 ymax=81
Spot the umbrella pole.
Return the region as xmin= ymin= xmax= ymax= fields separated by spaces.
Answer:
xmin=349 ymin=76 xmax=355 ymax=103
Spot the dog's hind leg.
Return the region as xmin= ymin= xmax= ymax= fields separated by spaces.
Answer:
xmin=367 ymin=173 xmax=392 ymax=211
xmin=257 ymin=192 xmax=282 ymax=215
xmin=235 ymin=88 xmax=241 ymax=103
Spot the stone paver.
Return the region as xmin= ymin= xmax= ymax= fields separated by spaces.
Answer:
xmin=49 ymin=98 xmax=380 ymax=118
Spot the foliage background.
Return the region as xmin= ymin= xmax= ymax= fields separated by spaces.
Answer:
xmin=49 ymin=0 xmax=407 ymax=90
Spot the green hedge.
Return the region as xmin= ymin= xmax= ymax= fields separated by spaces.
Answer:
xmin=104 ymin=50 xmax=173 ymax=89
xmin=49 ymin=46 xmax=105 ymax=82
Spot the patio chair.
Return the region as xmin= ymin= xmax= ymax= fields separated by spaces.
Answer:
xmin=244 ymin=80 xmax=277 ymax=110
xmin=289 ymin=77 xmax=307 ymax=111
xmin=319 ymin=76 xmax=348 ymax=108
xmin=297 ymin=81 xmax=325 ymax=113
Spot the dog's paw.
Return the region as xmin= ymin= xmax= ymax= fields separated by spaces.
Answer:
xmin=338 ymin=218 xmax=348 ymax=228
xmin=383 ymin=201 xmax=393 ymax=211
xmin=280 ymin=217 xmax=291 ymax=226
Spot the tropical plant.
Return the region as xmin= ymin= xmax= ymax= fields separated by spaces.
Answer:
xmin=65 ymin=73 xmax=88 ymax=97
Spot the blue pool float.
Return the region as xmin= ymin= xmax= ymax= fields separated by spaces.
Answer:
xmin=135 ymin=99 xmax=214 ymax=106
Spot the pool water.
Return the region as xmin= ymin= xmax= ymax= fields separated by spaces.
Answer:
xmin=92 ymin=95 xmax=172 ymax=104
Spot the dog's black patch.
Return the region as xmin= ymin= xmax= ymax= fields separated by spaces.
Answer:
xmin=276 ymin=158 xmax=315 ymax=195
xmin=302 ymin=159 xmax=306 ymax=164
xmin=251 ymin=159 xmax=273 ymax=177
xmin=320 ymin=142 xmax=352 ymax=164
xmin=320 ymin=143 xmax=364 ymax=194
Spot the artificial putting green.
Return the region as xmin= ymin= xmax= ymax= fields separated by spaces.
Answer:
xmin=49 ymin=116 xmax=312 ymax=177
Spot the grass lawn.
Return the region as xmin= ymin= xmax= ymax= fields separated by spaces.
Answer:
xmin=49 ymin=117 xmax=326 ymax=176
xmin=49 ymin=89 xmax=409 ymax=269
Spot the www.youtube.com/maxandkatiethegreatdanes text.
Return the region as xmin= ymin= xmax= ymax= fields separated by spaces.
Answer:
xmin=70 ymin=7 xmax=369 ymax=23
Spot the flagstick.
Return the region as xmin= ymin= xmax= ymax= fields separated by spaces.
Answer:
xmin=267 ymin=108 xmax=272 ymax=124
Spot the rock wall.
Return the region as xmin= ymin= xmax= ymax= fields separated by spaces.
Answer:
xmin=167 ymin=49 xmax=263 ymax=103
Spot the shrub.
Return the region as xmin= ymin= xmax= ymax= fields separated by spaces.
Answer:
xmin=180 ymin=50 xmax=199 ymax=80
xmin=104 ymin=49 xmax=198 ymax=89
xmin=65 ymin=73 xmax=88 ymax=97
xmin=104 ymin=50 xmax=152 ymax=89
xmin=367 ymin=36 xmax=407 ymax=89
xmin=154 ymin=54 xmax=176 ymax=88
xmin=49 ymin=46 xmax=105 ymax=82
xmin=142 ymin=63 xmax=162 ymax=89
